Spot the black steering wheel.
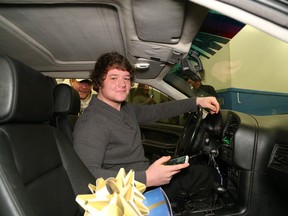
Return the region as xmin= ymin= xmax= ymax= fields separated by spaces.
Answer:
xmin=175 ymin=106 xmax=204 ymax=156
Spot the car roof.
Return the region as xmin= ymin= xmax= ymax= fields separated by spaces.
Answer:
xmin=0 ymin=0 xmax=287 ymax=80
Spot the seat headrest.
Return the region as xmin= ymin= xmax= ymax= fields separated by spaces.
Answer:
xmin=53 ymin=84 xmax=80 ymax=115
xmin=0 ymin=55 xmax=54 ymax=123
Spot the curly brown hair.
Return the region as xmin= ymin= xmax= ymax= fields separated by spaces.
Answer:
xmin=90 ymin=52 xmax=135 ymax=91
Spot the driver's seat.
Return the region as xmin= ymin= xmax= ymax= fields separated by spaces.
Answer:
xmin=0 ymin=55 xmax=94 ymax=216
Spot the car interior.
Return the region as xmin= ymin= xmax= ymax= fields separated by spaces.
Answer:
xmin=52 ymin=83 xmax=81 ymax=143
xmin=0 ymin=0 xmax=288 ymax=216
xmin=0 ymin=55 xmax=95 ymax=216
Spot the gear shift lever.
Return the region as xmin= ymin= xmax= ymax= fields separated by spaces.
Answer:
xmin=209 ymin=149 xmax=227 ymax=207
xmin=209 ymin=149 xmax=224 ymax=187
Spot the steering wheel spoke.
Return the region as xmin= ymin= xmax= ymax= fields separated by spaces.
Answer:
xmin=176 ymin=106 xmax=204 ymax=156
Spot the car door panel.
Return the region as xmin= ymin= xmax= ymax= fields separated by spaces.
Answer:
xmin=140 ymin=122 xmax=183 ymax=162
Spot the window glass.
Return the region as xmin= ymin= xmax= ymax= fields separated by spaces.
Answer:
xmin=164 ymin=10 xmax=288 ymax=116
xmin=127 ymin=83 xmax=186 ymax=126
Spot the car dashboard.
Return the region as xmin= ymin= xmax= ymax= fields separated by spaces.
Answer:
xmin=198 ymin=110 xmax=288 ymax=215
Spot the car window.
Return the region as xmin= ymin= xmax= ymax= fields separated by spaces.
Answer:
xmin=127 ymin=83 xmax=186 ymax=126
xmin=164 ymin=10 xmax=288 ymax=116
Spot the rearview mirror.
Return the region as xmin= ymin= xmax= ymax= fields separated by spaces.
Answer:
xmin=181 ymin=52 xmax=203 ymax=81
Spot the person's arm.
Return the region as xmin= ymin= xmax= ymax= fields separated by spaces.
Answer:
xmin=133 ymin=97 xmax=197 ymax=124
xmin=145 ymin=156 xmax=189 ymax=187
xmin=134 ymin=96 xmax=219 ymax=124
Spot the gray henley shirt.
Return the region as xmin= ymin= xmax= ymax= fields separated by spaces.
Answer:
xmin=73 ymin=95 xmax=197 ymax=184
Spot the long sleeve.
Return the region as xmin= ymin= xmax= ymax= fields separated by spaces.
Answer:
xmin=73 ymin=96 xmax=198 ymax=185
xmin=133 ymin=97 xmax=197 ymax=124
xmin=73 ymin=96 xmax=149 ymax=184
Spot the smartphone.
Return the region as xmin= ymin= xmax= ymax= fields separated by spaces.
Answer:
xmin=165 ymin=155 xmax=189 ymax=165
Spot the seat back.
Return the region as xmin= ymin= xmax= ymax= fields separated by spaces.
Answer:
xmin=0 ymin=55 xmax=94 ymax=216
xmin=52 ymin=83 xmax=81 ymax=143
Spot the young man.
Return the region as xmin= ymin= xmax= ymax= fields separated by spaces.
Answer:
xmin=73 ymin=52 xmax=220 ymax=201
xmin=70 ymin=79 xmax=93 ymax=113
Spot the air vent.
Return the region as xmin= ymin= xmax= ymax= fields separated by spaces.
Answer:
xmin=269 ymin=144 xmax=288 ymax=173
xmin=225 ymin=114 xmax=240 ymax=135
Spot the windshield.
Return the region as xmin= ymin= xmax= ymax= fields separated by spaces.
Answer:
xmin=164 ymin=10 xmax=288 ymax=116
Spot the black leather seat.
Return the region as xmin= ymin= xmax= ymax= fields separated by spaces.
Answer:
xmin=0 ymin=55 xmax=95 ymax=216
xmin=52 ymin=83 xmax=81 ymax=143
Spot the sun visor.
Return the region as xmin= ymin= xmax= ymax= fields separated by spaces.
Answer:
xmin=131 ymin=41 xmax=183 ymax=64
xmin=132 ymin=0 xmax=186 ymax=44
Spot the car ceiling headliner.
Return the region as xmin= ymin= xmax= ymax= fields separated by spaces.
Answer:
xmin=0 ymin=0 xmax=287 ymax=79
xmin=0 ymin=0 xmax=208 ymax=78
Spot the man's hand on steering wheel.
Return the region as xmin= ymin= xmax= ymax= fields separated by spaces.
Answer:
xmin=196 ymin=96 xmax=219 ymax=114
